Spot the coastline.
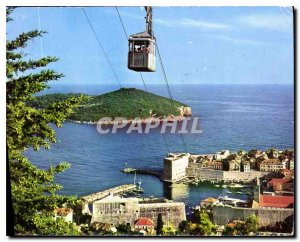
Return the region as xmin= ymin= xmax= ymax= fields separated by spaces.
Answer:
xmin=67 ymin=115 xmax=190 ymax=125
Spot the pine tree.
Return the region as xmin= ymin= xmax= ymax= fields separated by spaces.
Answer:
xmin=6 ymin=7 xmax=85 ymax=235
xmin=156 ymin=213 xmax=164 ymax=235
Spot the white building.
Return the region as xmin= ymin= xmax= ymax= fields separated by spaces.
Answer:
xmin=214 ymin=150 xmax=230 ymax=160
xmin=290 ymin=159 xmax=294 ymax=170
xmin=163 ymin=153 xmax=189 ymax=182
xmin=243 ymin=163 xmax=251 ymax=172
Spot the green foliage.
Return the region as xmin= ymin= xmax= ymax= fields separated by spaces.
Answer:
xmin=223 ymin=215 xmax=259 ymax=236
xmin=178 ymin=220 xmax=189 ymax=233
xmin=7 ymin=8 xmax=84 ymax=235
xmin=28 ymin=87 xmax=189 ymax=122
xmin=156 ymin=213 xmax=164 ymax=235
xmin=116 ymin=223 xmax=132 ymax=234
xmin=244 ymin=214 xmax=259 ymax=234
xmin=197 ymin=210 xmax=216 ymax=235
xmin=33 ymin=215 xmax=80 ymax=235
xmin=223 ymin=224 xmax=236 ymax=236
xmin=162 ymin=224 xmax=176 ymax=235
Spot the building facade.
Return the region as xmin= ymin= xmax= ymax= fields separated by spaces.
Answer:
xmin=91 ymin=196 xmax=186 ymax=228
xmin=163 ymin=153 xmax=189 ymax=182
xmin=259 ymin=159 xmax=284 ymax=172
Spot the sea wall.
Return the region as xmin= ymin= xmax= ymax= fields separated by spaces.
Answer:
xmin=212 ymin=205 xmax=294 ymax=227
xmin=91 ymin=199 xmax=186 ymax=228
xmin=186 ymin=165 xmax=267 ymax=182
xmin=91 ymin=198 xmax=140 ymax=226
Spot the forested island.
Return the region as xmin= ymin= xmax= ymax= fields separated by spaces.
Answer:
xmin=29 ymin=88 xmax=192 ymax=123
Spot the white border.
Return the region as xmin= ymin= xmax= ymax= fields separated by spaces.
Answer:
xmin=1 ymin=1 xmax=298 ymax=241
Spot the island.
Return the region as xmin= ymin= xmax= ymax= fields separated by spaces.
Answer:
xmin=29 ymin=88 xmax=192 ymax=124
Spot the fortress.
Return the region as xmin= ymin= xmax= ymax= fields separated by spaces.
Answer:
xmin=163 ymin=152 xmax=267 ymax=183
xmin=91 ymin=195 xmax=186 ymax=228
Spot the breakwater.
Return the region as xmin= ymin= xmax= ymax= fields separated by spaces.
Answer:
xmin=121 ymin=168 xmax=163 ymax=180
xmin=81 ymin=184 xmax=136 ymax=204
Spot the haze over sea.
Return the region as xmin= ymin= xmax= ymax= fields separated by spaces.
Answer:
xmin=24 ymin=84 xmax=294 ymax=208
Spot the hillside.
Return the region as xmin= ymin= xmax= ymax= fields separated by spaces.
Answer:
xmin=29 ymin=88 xmax=192 ymax=122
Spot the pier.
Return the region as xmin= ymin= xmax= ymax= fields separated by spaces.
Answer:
xmin=81 ymin=184 xmax=136 ymax=204
xmin=121 ymin=167 xmax=163 ymax=180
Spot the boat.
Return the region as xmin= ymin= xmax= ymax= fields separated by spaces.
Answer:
xmin=121 ymin=167 xmax=136 ymax=173
xmin=218 ymin=195 xmax=248 ymax=206
xmin=226 ymin=191 xmax=232 ymax=194
xmin=228 ymin=184 xmax=244 ymax=188
xmin=214 ymin=184 xmax=220 ymax=187
xmin=222 ymin=185 xmax=227 ymax=188
xmin=132 ymin=172 xmax=144 ymax=193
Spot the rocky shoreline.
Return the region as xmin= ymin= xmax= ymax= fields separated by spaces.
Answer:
xmin=67 ymin=106 xmax=192 ymax=125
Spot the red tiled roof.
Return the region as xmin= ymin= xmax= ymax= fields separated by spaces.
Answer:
xmin=267 ymin=177 xmax=292 ymax=185
xmin=259 ymin=195 xmax=294 ymax=208
xmin=135 ymin=217 xmax=154 ymax=226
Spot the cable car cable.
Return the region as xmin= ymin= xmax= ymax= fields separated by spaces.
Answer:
xmin=115 ymin=7 xmax=170 ymax=154
xmin=37 ymin=7 xmax=44 ymax=58
xmin=115 ymin=7 xmax=129 ymax=39
xmin=116 ymin=7 xmax=187 ymax=154
xmin=117 ymin=6 xmax=187 ymax=154
xmin=155 ymin=41 xmax=188 ymax=153
xmin=82 ymin=8 xmax=122 ymax=89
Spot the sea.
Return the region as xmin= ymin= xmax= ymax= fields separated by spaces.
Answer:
xmin=24 ymin=84 xmax=294 ymax=208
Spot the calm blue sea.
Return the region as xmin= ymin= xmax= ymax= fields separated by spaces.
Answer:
xmin=24 ymin=84 xmax=294 ymax=208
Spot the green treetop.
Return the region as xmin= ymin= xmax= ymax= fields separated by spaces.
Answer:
xmin=156 ymin=213 xmax=164 ymax=235
xmin=6 ymin=7 xmax=85 ymax=235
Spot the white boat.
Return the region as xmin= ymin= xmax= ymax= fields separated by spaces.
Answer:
xmin=222 ymin=185 xmax=227 ymax=188
xmin=228 ymin=184 xmax=244 ymax=188
xmin=214 ymin=184 xmax=220 ymax=187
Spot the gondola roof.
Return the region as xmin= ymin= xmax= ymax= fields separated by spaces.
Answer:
xmin=129 ymin=30 xmax=155 ymax=39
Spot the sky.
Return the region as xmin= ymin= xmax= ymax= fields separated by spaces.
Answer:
xmin=6 ymin=6 xmax=294 ymax=85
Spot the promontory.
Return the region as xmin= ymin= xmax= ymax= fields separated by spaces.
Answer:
xmin=29 ymin=88 xmax=192 ymax=124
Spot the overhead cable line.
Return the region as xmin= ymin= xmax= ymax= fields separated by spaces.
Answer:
xmin=37 ymin=7 xmax=44 ymax=57
xmin=115 ymin=7 xmax=171 ymax=154
xmin=115 ymin=7 xmax=187 ymax=154
xmin=115 ymin=7 xmax=129 ymax=39
xmin=154 ymin=37 xmax=188 ymax=154
xmin=82 ymin=8 xmax=122 ymax=88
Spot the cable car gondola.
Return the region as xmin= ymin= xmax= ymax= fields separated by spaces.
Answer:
xmin=128 ymin=7 xmax=156 ymax=72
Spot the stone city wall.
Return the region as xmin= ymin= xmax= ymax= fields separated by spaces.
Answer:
xmin=92 ymin=200 xmax=186 ymax=228
xmin=91 ymin=200 xmax=140 ymax=226
xmin=139 ymin=202 xmax=186 ymax=228
xmin=212 ymin=205 xmax=294 ymax=227
xmin=186 ymin=165 xmax=267 ymax=182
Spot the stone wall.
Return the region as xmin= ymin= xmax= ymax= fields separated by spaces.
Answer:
xmin=139 ymin=202 xmax=186 ymax=228
xmin=186 ymin=166 xmax=267 ymax=182
xmin=223 ymin=171 xmax=264 ymax=182
xmin=212 ymin=205 xmax=294 ymax=227
xmin=258 ymin=209 xmax=294 ymax=227
xmin=186 ymin=166 xmax=224 ymax=180
xmin=163 ymin=155 xmax=189 ymax=182
xmin=212 ymin=206 xmax=258 ymax=225
xmin=91 ymin=198 xmax=140 ymax=226
xmin=92 ymin=198 xmax=186 ymax=228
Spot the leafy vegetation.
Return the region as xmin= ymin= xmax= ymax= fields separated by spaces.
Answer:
xmin=28 ymin=88 xmax=189 ymax=122
xmin=156 ymin=213 xmax=164 ymax=235
xmin=223 ymin=215 xmax=259 ymax=236
xmin=7 ymin=7 xmax=84 ymax=235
